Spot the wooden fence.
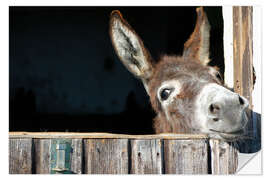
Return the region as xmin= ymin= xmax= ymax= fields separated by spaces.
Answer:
xmin=224 ymin=6 xmax=261 ymax=154
xmin=9 ymin=132 xmax=238 ymax=174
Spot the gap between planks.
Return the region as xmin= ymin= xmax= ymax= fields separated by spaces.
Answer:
xmin=9 ymin=132 xmax=208 ymax=140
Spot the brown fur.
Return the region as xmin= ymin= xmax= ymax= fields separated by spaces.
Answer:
xmin=109 ymin=7 xmax=225 ymax=134
xmin=148 ymin=56 xmax=221 ymax=133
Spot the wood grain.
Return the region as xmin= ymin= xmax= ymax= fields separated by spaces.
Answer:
xmin=70 ymin=139 xmax=83 ymax=174
xmin=130 ymin=139 xmax=162 ymax=174
xmin=233 ymin=6 xmax=258 ymax=153
xmin=9 ymin=138 xmax=32 ymax=174
xmin=9 ymin=132 xmax=208 ymax=139
xmin=9 ymin=132 xmax=243 ymax=174
xmin=233 ymin=6 xmax=254 ymax=101
xmin=33 ymin=139 xmax=51 ymax=173
xmin=84 ymin=139 xmax=129 ymax=174
xmin=164 ymin=139 xmax=208 ymax=174
xmin=209 ymin=139 xmax=238 ymax=174
xmin=33 ymin=139 xmax=83 ymax=174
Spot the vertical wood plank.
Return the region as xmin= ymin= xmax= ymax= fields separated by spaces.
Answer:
xmin=164 ymin=139 xmax=208 ymax=174
xmin=84 ymin=139 xmax=128 ymax=174
xmin=70 ymin=139 xmax=83 ymax=174
xmin=209 ymin=139 xmax=238 ymax=174
xmin=9 ymin=138 xmax=32 ymax=174
xmin=233 ymin=6 xmax=254 ymax=103
xmin=130 ymin=139 xmax=162 ymax=174
xmin=34 ymin=139 xmax=82 ymax=174
xmin=233 ymin=6 xmax=257 ymax=153
xmin=34 ymin=139 xmax=51 ymax=174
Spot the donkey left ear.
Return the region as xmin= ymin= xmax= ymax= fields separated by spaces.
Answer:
xmin=109 ymin=10 xmax=154 ymax=82
xmin=183 ymin=7 xmax=211 ymax=66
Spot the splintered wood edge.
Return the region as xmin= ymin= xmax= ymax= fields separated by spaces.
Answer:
xmin=9 ymin=132 xmax=209 ymax=140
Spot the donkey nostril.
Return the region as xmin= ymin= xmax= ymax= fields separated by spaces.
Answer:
xmin=209 ymin=104 xmax=220 ymax=114
xmin=238 ymin=95 xmax=245 ymax=105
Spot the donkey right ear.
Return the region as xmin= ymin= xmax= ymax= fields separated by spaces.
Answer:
xmin=109 ymin=10 xmax=154 ymax=81
xmin=182 ymin=7 xmax=211 ymax=66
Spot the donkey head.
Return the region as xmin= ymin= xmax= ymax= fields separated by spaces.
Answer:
xmin=109 ymin=7 xmax=249 ymax=140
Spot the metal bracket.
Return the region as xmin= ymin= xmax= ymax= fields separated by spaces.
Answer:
xmin=50 ymin=139 xmax=73 ymax=174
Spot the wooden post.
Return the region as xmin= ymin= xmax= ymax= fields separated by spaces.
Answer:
xmin=233 ymin=6 xmax=258 ymax=153
xmin=233 ymin=6 xmax=254 ymax=104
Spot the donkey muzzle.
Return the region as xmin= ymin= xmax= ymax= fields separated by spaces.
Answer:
xmin=197 ymin=83 xmax=249 ymax=139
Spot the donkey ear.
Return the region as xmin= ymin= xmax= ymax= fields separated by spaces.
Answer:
xmin=109 ymin=10 xmax=154 ymax=81
xmin=183 ymin=7 xmax=211 ymax=66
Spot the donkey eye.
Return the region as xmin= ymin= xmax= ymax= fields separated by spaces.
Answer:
xmin=215 ymin=72 xmax=223 ymax=81
xmin=160 ymin=88 xmax=174 ymax=101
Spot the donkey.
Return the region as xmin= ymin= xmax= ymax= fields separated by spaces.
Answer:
xmin=109 ymin=7 xmax=249 ymax=140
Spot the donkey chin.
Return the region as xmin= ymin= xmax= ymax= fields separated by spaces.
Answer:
xmin=196 ymin=83 xmax=249 ymax=140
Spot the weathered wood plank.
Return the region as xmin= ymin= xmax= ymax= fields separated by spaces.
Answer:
xmin=70 ymin=139 xmax=83 ymax=174
xmin=130 ymin=139 xmax=162 ymax=174
xmin=34 ymin=139 xmax=83 ymax=174
xmin=84 ymin=139 xmax=128 ymax=174
xmin=9 ymin=138 xmax=32 ymax=174
xmin=34 ymin=139 xmax=51 ymax=174
xmin=233 ymin=6 xmax=256 ymax=153
xmin=164 ymin=139 xmax=208 ymax=174
xmin=209 ymin=139 xmax=238 ymax=174
xmin=233 ymin=6 xmax=254 ymax=103
xmin=9 ymin=132 xmax=208 ymax=139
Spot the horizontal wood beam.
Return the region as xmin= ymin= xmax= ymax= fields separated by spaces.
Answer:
xmin=9 ymin=132 xmax=208 ymax=139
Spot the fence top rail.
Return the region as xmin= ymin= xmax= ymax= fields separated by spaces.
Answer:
xmin=9 ymin=132 xmax=209 ymax=140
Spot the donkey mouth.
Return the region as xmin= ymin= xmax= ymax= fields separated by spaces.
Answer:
xmin=209 ymin=129 xmax=245 ymax=139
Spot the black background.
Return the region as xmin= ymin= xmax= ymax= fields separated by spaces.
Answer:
xmin=9 ymin=7 xmax=224 ymax=134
